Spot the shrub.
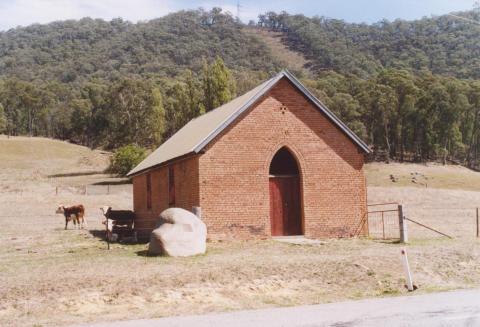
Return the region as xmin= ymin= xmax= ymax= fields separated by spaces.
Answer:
xmin=109 ymin=144 xmax=147 ymax=176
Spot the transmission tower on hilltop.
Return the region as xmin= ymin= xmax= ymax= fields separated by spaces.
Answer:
xmin=236 ymin=0 xmax=242 ymax=22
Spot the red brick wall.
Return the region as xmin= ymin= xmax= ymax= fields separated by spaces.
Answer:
xmin=198 ymin=78 xmax=367 ymax=239
xmin=133 ymin=156 xmax=200 ymax=239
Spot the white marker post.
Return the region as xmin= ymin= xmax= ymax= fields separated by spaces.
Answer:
xmin=401 ymin=247 xmax=414 ymax=291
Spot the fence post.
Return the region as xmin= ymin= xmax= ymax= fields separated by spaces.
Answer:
xmin=398 ymin=204 xmax=408 ymax=243
xmin=381 ymin=211 xmax=385 ymax=239
xmin=106 ymin=218 xmax=110 ymax=250
xmin=476 ymin=207 xmax=479 ymax=238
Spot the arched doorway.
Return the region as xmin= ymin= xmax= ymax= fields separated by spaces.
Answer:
xmin=269 ymin=147 xmax=303 ymax=236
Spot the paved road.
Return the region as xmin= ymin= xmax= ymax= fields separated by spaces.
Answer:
xmin=85 ymin=289 xmax=480 ymax=327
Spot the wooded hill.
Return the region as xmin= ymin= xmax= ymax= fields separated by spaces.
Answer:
xmin=1 ymin=8 xmax=480 ymax=169
xmin=258 ymin=10 xmax=480 ymax=78
xmin=0 ymin=9 xmax=279 ymax=82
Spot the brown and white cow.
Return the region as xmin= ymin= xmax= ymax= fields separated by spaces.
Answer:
xmin=56 ymin=205 xmax=86 ymax=229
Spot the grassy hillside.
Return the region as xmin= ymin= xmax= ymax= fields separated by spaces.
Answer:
xmin=0 ymin=136 xmax=128 ymax=187
xmin=0 ymin=136 xmax=130 ymax=188
xmin=365 ymin=162 xmax=480 ymax=191
xmin=0 ymin=136 xmax=107 ymax=170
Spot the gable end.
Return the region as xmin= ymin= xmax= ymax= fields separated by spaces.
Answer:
xmin=193 ymin=70 xmax=371 ymax=155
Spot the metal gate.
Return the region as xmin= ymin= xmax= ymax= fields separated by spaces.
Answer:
xmin=367 ymin=202 xmax=401 ymax=240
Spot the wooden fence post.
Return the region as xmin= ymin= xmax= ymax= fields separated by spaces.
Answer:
xmin=106 ymin=218 xmax=110 ymax=250
xmin=476 ymin=207 xmax=479 ymax=238
xmin=381 ymin=211 xmax=385 ymax=239
xmin=398 ymin=204 xmax=408 ymax=243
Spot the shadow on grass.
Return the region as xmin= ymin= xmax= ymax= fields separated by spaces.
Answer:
xmin=136 ymin=249 xmax=172 ymax=258
xmin=92 ymin=179 xmax=131 ymax=185
xmin=372 ymin=239 xmax=402 ymax=245
xmin=89 ymin=229 xmax=106 ymax=240
xmin=88 ymin=229 xmax=149 ymax=248
xmin=48 ymin=171 xmax=106 ymax=178
xmin=136 ymin=250 xmax=151 ymax=257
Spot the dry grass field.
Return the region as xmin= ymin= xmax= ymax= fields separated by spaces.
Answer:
xmin=1 ymin=137 xmax=480 ymax=326
xmin=365 ymin=161 xmax=480 ymax=191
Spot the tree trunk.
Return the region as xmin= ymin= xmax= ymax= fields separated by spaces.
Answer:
xmin=384 ymin=121 xmax=391 ymax=163
xmin=467 ymin=109 xmax=479 ymax=167
xmin=442 ymin=138 xmax=448 ymax=165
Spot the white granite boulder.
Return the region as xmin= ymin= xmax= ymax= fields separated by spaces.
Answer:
xmin=148 ymin=208 xmax=207 ymax=257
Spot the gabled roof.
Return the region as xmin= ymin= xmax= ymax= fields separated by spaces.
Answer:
xmin=127 ymin=70 xmax=371 ymax=177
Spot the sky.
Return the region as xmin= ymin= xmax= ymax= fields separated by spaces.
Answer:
xmin=0 ymin=0 xmax=477 ymax=31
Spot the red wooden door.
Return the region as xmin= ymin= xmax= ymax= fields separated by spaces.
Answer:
xmin=269 ymin=176 xmax=302 ymax=236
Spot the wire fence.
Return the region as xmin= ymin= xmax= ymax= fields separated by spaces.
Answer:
xmin=2 ymin=184 xmax=132 ymax=196
xmin=2 ymin=194 xmax=479 ymax=240
xmin=404 ymin=206 xmax=478 ymax=239
xmin=367 ymin=202 xmax=480 ymax=240
xmin=55 ymin=184 xmax=132 ymax=195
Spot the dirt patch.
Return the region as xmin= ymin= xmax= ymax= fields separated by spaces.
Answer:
xmin=243 ymin=27 xmax=311 ymax=76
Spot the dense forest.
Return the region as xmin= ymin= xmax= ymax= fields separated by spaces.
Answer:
xmin=1 ymin=8 xmax=480 ymax=168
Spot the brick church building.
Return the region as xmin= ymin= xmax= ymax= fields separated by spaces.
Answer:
xmin=128 ymin=70 xmax=371 ymax=240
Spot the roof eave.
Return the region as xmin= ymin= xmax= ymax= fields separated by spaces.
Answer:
xmin=126 ymin=151 xmax=198 ymax=177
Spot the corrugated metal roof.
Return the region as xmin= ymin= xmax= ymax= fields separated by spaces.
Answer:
xmin=127 ymin=70 xmax=371 ymax=177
